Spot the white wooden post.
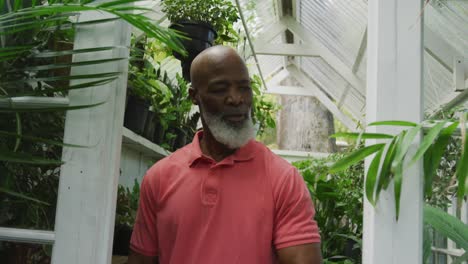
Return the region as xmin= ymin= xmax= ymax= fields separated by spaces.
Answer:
xmin=51 ymin=12 xmax=131 ymax=264
xmin=364 ymin=0 xmax=424 ymax=263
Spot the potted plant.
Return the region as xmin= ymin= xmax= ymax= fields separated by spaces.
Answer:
xmin=124 ymin=68 xmax=153 ymax=135
xmin=161 ymin=0 xmax=240 ymax=81
xmin=293 ymin=154 xmax=364 ymax=263
xmin=149 ymin=71 xmax=199 ymax=150
xmin=113 ymin=180 xmax=140 ymax=256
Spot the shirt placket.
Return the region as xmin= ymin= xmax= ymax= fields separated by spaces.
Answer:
xmin=202 ymin=164 xmax=220 ymax=207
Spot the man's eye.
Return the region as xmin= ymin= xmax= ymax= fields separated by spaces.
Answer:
xmin=210 ymin=88 xmax=226 ymax=93
xmin=241 ymin=86 xmax=251 ymax=91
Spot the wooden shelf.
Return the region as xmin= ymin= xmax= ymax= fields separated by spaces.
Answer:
xmin=121 ymin=127 xmax=170 ymax=159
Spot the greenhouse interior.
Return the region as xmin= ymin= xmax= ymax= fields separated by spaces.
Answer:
xmin=0 ymin=0 xmax=467 ymax=263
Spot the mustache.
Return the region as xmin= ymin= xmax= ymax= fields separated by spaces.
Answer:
xmin=220 ymin=107 xmax=251 ymax=116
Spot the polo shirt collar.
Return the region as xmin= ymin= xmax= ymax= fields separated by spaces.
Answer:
xmin=187 ymin=130 xmax=256 ymax=167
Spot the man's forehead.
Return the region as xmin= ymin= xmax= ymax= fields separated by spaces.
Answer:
xmin=191 ymin=46 xmax=249 ymax=87
xmin=208 ymin=78 xmax=251 ymax=85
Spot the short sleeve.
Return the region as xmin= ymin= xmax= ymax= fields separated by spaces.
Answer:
xmin=273 ymin=167 xmax=321 ymax=250
xmin=129 ymin=172 xmax=159 ymax=256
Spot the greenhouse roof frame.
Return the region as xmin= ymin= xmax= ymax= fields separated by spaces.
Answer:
xmin=238 ymin=0 xmax=467 ymax=126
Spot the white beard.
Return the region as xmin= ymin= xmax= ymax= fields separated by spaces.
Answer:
xmin=202 ymin=109 xmax=256 ymax=149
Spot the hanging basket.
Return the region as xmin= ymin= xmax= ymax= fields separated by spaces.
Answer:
xmin=169 ymin=21 xmax=217 ymax=81
xmin=123 ymin=94 xmax=150 ymax=135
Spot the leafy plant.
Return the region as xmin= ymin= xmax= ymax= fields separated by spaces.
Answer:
xmin=0 ymin=111 xmax=63 ymax=261
xmin=0 ymin=0 xmax=185 ymax=198
xmin=423 ymin=205 xmax=468 ymax=264
xmin=113 ymin=180 xmax=140 ymax=256
xmin=329 ymin=111 xmax=467 ymax=263
xmin=161 ymin=0 xmax=240 ymax=43
xmin=115 ymin=180 xmax=140 ymax=227
xmin=251 ymin=74 xmax=280 ymax=137
xmin=128 ymin=38 xmax=199 ymax=151
xmin=293 ymin=153 xmax=364 ymax=264
xmin=0 ymin=0 xmax=184 ymax=260
xmin=330 ymin=117 xmax=467 ymax=220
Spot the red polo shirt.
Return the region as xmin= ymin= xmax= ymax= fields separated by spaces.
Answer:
xmin=130 ymin=132 xmax=320 ymax=263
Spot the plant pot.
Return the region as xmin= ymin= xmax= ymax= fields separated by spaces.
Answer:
xmin=112 ymin=225 xmax=133 ymax=256
xmin=343 ymin=238 xmax=361 ymax=262
xmin=124 ymin=95 xmax=149 ymax=135
xmin=153 ymin=120 xmax=165 ymax=145
xmin=169 ymin=21 xmax=217 ymax=81
xmin=143 ymin=111 xmax=156 ymax=142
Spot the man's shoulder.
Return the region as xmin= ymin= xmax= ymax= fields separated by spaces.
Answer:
xmin=250 ymin=141 xmax=296 ymax=175
xmin=144 ymin=143 xmax=193 ymax=178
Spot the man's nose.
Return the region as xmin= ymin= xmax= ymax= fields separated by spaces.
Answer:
xmin=225 ymin=89 xmax=243 ymax=105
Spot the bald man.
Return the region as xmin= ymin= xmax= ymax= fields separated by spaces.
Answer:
xmin=128 ymin=46 xmax=322 ymax=264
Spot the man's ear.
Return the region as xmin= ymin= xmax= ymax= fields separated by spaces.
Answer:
xmin=189 ymin=87 xmax=198 ymax=105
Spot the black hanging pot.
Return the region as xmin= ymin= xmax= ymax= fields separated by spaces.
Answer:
xmin=143 ymin=110 xmax=156 ymax=142
xmin=169 ymin=21 xmax=217 ymax=81
xmin=112 ymin=225 xmax=133 ymax=256
xmin=124 ymin=94 xmax=150 ymax=135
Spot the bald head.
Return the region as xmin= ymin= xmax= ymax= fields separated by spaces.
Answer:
xmin=190 ymin=46 xmax=248 ymax=89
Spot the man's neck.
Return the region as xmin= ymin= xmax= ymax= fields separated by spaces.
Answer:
xmin=199 ymin=129 xmax=236 ymax=162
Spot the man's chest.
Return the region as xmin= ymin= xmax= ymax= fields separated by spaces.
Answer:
xmin=156 ymin=167 xmax=275 ymax=240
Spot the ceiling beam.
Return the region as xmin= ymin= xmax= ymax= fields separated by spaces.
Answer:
xmin=266 ymin=65 xmax=359 ymax=131
xmin=352 ymin=27 xmax=367 ymax=73
xmin=265 ymin=68 xmax=290 ymax=86
xmin=235 ymin=0 xmax=268 ymax=90
xmin=429 ymin=87 xmax=468 ymax=119
xmin=282 ymin=16 xmax=366 ymax=95
xmin=267 ymin=85 xmax=315 ymax=96
xmin=256 ymin=43 xmax=320 ymax=57
xmin=265 ymin=84 xmax=357 ymax=131
xmin=288 ymin=63 xmax=364 ymax=124
xmin=424 ymin=26 xmax=468 ymax=77
xmin=253 ymin=20 xmax=288 ymax=47
xmin=288 ymin=64 xmax=364 ymax=123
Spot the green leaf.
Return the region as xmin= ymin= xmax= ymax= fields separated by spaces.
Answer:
xmin=391 ymin=125 xmax=422 ymax=174
xmin=331 ymin=132 xmax=394 ymax=140
xmin=376 ymin=134 xmax=399 ymax=201
xmin=424 ymin=122 xmax=459 ymax=197
xmin=394 ymin=159 xmax=403 ymax=220
xmin=368 ymin=120 xmax=418 ymax=127
xmin=329 ymin=144 xmax=385 ymax=173
xmin=423 ymin=146 xmax=434 ymax=197
xmin=96 ymin=0 xmax=146 ymax=8
xmin=34 ymin=46 xmax=118 ymax=58
xmin=455 ymin=127 xmax=468 ymax=209
xmin=17 ymin=58 xmax=127 ymax=72
xmin=0 ymin=187 xmax=50 ymax=206
xmin=0 ymin=150 xmax=64 ymax=165
xmin=0 ymin=101 xmax=105 ymax=112
xmin=424 ymin=205 xmax=468 ymax=250
xmin=5 ymin=77 xmax=118 ymax=97
xmin=14 ymin=113 xmax=22 ymax=152
xmin=366 ymin=148 xmax=383 ymax=206
xmin=73 ymin=16 xmax=120 ymax=25
xmin=0 ymin=15 xmax=69 ymax=31
xmin=0 ymin=131 xmax=87 ymax=148
xmin=407 ymin=121 xmax=447 ymax=169
xmin=3 ymin=72 xmax=121 ymax=84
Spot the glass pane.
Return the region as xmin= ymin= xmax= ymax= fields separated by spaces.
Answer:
xmin=1 ymin=0 xmax=72 ymax=231
xmin=423 ymin=0 xmax=468 ymax=114
xmin=437 ymin=253 xmax=447 ymax=264
xmin=0 ymin=112 xmax=64 ymax=230
xmin=0 ymin=241 xmax=52 ymax=264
